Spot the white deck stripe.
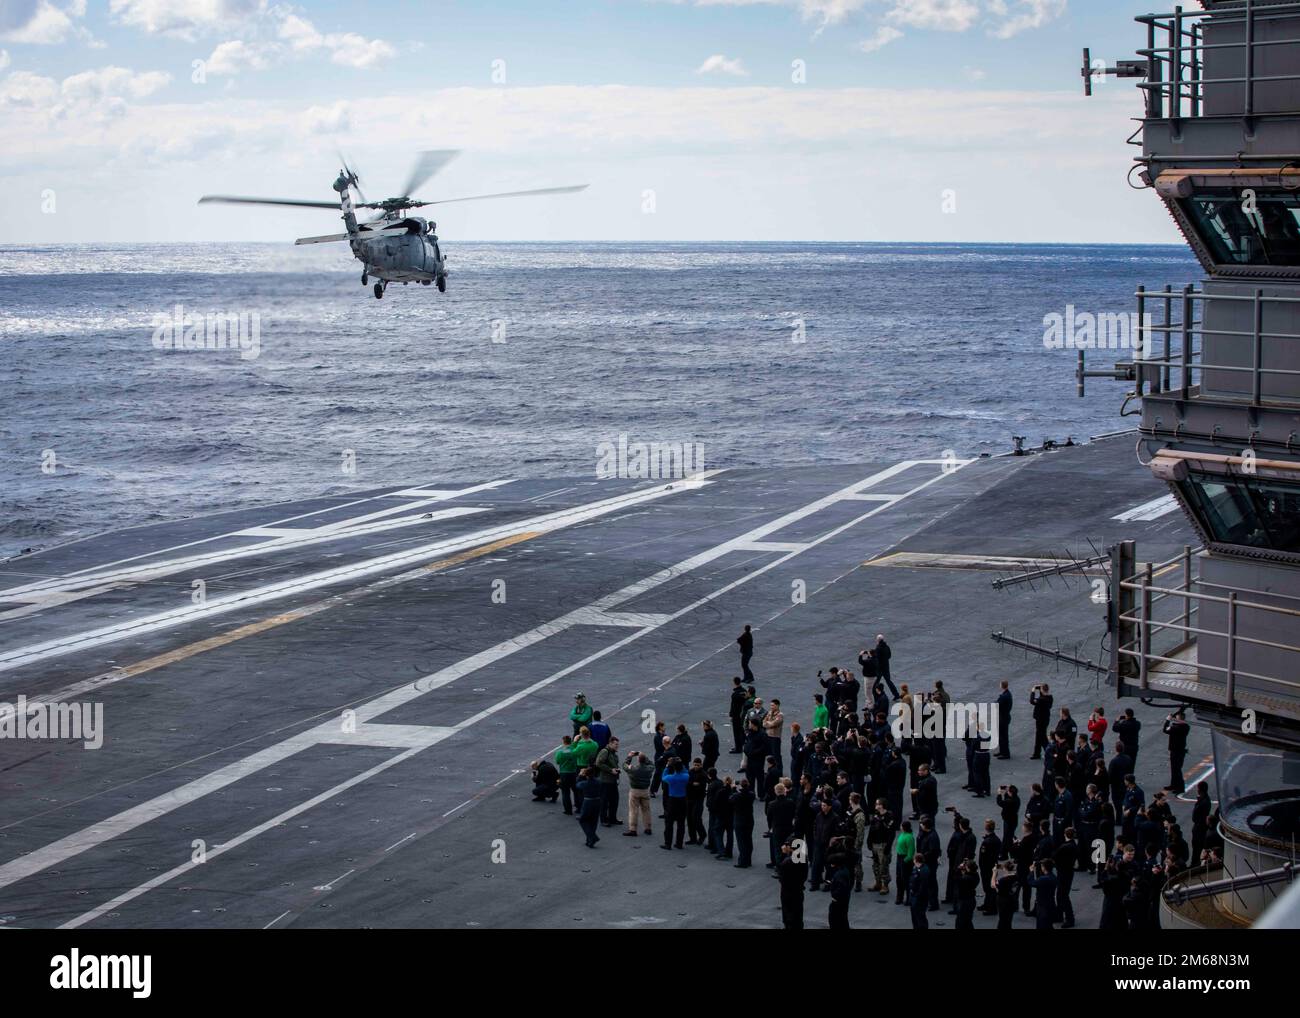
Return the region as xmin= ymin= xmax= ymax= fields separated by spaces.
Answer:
xmin=0 ymin=475 xmax=721 ymax=675
xmin=0 ymin=480 xmax=514 ymax=601
xmin=1112 ymin=493 xmax=1178 ymax=523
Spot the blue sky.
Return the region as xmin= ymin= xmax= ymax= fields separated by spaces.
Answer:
xmin=0 ymin=1 xmax=1183 ymax=243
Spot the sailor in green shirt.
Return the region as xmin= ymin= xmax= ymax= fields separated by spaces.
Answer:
xmin=570 ymin=692 xmax=594 ymax=735
xmin=569 ymin=730 xmax=599 ymax=814
xmin=555 ymin=735 xmax=579 ymax=815
xmin=812 ymin=693 xmax=829 ymax=731
xmin=571 ymin=732 xmax=599 ymax=769
xmin=893 ymin=820 xmax=917 ymax=905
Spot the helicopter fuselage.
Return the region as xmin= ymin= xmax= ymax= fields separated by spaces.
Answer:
xmin=353 ymin=221 xmax=444 ymax=284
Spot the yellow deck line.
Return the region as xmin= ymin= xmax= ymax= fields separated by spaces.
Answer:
xmin=107 ymin=531 xmax=541 ymax=682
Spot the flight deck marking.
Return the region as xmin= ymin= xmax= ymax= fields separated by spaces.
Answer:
xmin=0 ymin=475 xmax=721 ymax=676
xmin=0 ymin=458 xmax=974 ymax=927
xmin=0 ymin=531 xmax=542 ymax=724
xmin=1112 ymin=493 xmax=1179 ymax=523
xmin=0 ymin=479 xmax=514 ymax=602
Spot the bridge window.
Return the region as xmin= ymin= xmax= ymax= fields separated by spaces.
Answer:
xmin=1180 ymin=188 xmax=1300 ymax=266
xmin=1179 ymin=471 xmax=1300 ymax=553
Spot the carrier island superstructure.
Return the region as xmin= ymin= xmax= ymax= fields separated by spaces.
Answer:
xmin=1083 ymin=0 xmax=1300 ymax=927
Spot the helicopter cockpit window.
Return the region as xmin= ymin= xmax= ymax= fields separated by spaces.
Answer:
xmin=1179 ymin=187 xmax=1300 ymax=265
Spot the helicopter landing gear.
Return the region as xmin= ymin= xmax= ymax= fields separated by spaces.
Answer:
xmin=361 ymin=272 xmax=368 ymax=286
xmin=373 ymin=281 xmax=385 ymax=299
xmin=436 ymin=274 xmax=446 ymax=293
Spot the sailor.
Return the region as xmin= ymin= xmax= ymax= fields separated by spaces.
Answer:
xmin=570 ymin=727 xmax=599 ymax=813
xmin=1029 ymin=682 xmax=1053 ymax=759
xmin=576 ymin=768 xmax=603 ymax=848
xmin=1030 ymin=858 xmax=1059 ymax=929
xmin=827 ymin=842 xmax=854 ymax=930
xmin=996 ymin=783 xmax=1020 ymax=856
xmin=530 ymin=758 xmax=559 ymax=802
xmin=894 ymin=819 xmax=916 ymax=904
xmin=866 ymin=798 xmax=897 ymax=895
xmin=685 ymin=757 xmax=708 ymax=845
xmin=917 ymin=815 xmax=942 ymax=911
xmin=763 ymin=700 xmax=784 ymax=774
xmin=788 ymin=722 xmax=806 ymax=785
xmin=622 ymin=751 xmax=654 ymax=836
xmin=1113 ymin=709 xmax=1142 ymax=768
xmin=777 ymin=837 xmax=808 ymax=930
xmin=995 ymin=860 xmax=1018 ymax=930
xmin=593 ymin=735 xmax=622 ymax=826
xmin=875 ymin=634 xmax=898 ymax=698
xmin=728 ymin=678 xmax=747 ymax=753
xmin=978 ymin=818 xmax=1002 ymax=913
xmin=995 ymin=681 xmax=1012 ymax=759
xmin=659 ymin=757 xmax=690 ymax=850
xmin=954 ymin=858 xmax=980 ymax=930
xmin=909 ymin=854 xmax=932 ymax=929
xmin=570 ymin=692 xmax=593 ymax=735
xmin=730 ymin=778 xmax=756 ymax=867
xmin=911 ymin=762 xmax=938 ymax=820
xmin=1076 ymin=785 xmax=1103 ymax=873
xmin=588 ymin=710 xmax=611 ymax=749
xmin=1162 ymin=708 xmax=1190 ymax=793
xmin=737 ymin=624 xmax=755 ymax=683
xmin=700 ymin=719 xmax=720 ymax=771
xmin=766 ymin=781 xmax=797 ymax=868
xmin=704 ymin=768 xmax=725 ymax=853
xmin=1107 ymin=740 xmax=1133 ymax=813
xmin=555 ymin=735 xmax=579 ymax=815
xmin=971 ymin=734 xmax=992 ymax=797
xmin=1052 ymin=776 xmax=1074 ymax=841
xmin=1054 ymin=827 xmax=1079 ymax=928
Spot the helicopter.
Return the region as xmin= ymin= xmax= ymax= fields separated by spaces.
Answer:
xmin=198 ymin=151 xmax=586 ymax=299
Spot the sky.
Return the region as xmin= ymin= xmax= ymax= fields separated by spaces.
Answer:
xmin=0 ymin=1 xmax=1183 ymax=243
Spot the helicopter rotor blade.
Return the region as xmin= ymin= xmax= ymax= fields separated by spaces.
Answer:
xmin=417 ymin=184 xmax=589 ymax=207
xmin=198 ymin=195 xmax=340 ymax=210
xmin=398 ymin=149 xmax=460 ymax=199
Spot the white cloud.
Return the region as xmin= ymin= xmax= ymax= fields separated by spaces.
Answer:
xmin=327 ymin=33 xmax=397 ymax=69
xmin=0 ymin=0 xmax=84 ymax=44
xmin=986 ymin=0 xmax=1066 ymax=40
xmin=672 ymin=0 xmax=1065 ymax=39
xmin=0 ymin=49 xmax=9 ymax=71
xmin=277 ymin=14 xmax=395 ymax=69
xmin=0 ymin=64 xmax=170 ymax=116
xmin=0 ymin=69 xmax=58 ymax=107
xmin=857 ymin=25 xmax=902 ymax=53
xmin=696 ymin=54 xmax=748 ymax=76
xmin=108 ymin=0 xmax=264 ymax=39
xmin=204 ymin=39 xmax=272 ymax=76
xmin=883 ymin=0 xmax=980 ymax=32
xmin=301 ymin=100 xmax=350 ymax=134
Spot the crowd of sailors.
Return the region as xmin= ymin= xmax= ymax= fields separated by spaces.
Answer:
xmin=527 ymin=631 xmax=1216 ymax=929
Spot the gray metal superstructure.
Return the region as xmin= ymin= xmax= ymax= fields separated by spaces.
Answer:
xmin=1084 ymin=0 xmax=1300 ymax=927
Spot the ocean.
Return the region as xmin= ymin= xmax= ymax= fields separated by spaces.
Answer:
xmin=0 ymin=241 xmax=1200 ymax=559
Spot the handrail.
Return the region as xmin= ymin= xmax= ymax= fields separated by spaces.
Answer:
xmin=1131 ymin=286 xmax=1300 ymax=406
xmin=1132 ymin=1 xmax=1300 ymax=121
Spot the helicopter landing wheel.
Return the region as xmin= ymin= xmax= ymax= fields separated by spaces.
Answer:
xmin=373 ymin=282 xmax=384 ymax=299
xmin=436 ymin=275 xmax=446 ymax=293
xmin=361 ymin=272 xmax=368 ymax=286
